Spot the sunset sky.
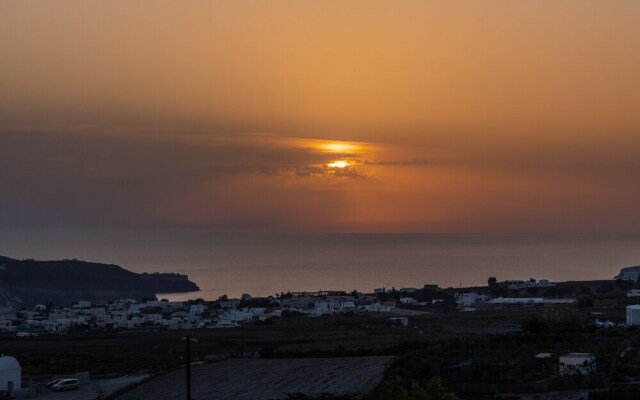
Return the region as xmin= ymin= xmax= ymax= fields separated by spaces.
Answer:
xmin=2 ymin=1 xmax=640 ymax=233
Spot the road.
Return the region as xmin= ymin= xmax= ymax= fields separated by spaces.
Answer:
xmin=34 ymin=375 xmax=149 ymax=400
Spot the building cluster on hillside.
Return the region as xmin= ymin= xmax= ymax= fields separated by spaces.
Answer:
xmin=0 ymin=290 xmax=402 ymax=337
xmin=455 ymin=278 xmax=573 ymax=310
xmin=499 ymin=279 xmax=556 ymax=289
xmin=5 ymin=272 xmax=638 ymax=336
xmin=455 ymin=292 xmax=576 ymax=309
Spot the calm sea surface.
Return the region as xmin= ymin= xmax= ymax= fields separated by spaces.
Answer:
xmin=1 ymin=229 xmax=640 ymax=300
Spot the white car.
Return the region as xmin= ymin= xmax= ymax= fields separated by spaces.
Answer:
xmin=51 ymin=379 xmax=79 ymax=392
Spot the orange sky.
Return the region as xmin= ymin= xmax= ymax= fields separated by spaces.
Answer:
xmin=1 ymin=1 xmax=640 ymax=232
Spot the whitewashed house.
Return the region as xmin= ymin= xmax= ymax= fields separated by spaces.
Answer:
xmin=189 ymin=304 xmax=206 ymax=316
xmin=559 ymin=353 xmax=596 ymax=376
xmin=74 ymin=300 xmax=92 ymax=309
xmin=43 ymin=319 xmax=71 ymax=333
xmin=220 ymin=299 xmax=241 ymax=310
xmin=338 ymin=301 xmax=357 ymax=311
xmin=389 ymin=317 xmax=409 ymax=327
xmin=627 ymin=305 xmax=640 ymax=325
xmin=219 ymin=309 xmax=253 ymax=322
xmin=250 ymin=308 xmax=266 ymax=316
xmin=212 ymin=320 xmax=239 ymax=328
xmin=144 ymin=314 xmax=163 ymax=323
xmin=362 ymin=303 xmax=394 ymax=313
xmin=456 ymin=292 xmax=488 ymax=307
xmin=34 ymin=304 xmax=47 ymax=312
xmin=0 ymin=320 xmax=13 ymax=331
xmin=314 ymin=301 xmax=336 ymax=316
xmin=488 ymin=297 xmax=543 ymax=304
xmin=502 ymin=280 xmax=536 ymax=289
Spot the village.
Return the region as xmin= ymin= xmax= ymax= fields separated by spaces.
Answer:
xmin=4 ymin=270 xmax=640 ymax=337
xmin=0 ymin=279 xmax=558 ymax=336
xmin=0 ymin=289 xmax=398 ymax=336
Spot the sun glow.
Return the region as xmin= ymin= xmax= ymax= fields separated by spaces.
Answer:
xmin=327 ymin=160 xmax=350 ymax=169
xmin=317 ymin=142 xmax=359 ymax=154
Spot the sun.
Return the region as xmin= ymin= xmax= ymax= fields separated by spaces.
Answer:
xmin=327 ymin=160 xmax=349 ymax=169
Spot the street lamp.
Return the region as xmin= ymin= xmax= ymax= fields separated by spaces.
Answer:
xmin=181 ymin=335 xmax=199 ymax=400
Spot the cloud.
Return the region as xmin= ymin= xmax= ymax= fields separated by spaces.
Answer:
xmin=363 ymin=159 xmax=429 ymax=166
xmin=326 ymin=164 xmax=367 ymax=178
xmin=0 ymin=130 xmax=375 ymax=229
xmin=294 ymin=165 xmax=325 ymax=177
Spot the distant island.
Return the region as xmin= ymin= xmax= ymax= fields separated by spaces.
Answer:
xmin=0 ymin=255 xmax=199 ymax=312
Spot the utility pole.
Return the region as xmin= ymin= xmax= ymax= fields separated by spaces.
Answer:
xmin=181 ymin=335 xmax=198 ymax=400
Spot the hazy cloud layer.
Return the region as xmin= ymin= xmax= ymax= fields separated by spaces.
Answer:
xmin=2 ymin=129 xmax=640 ymax=232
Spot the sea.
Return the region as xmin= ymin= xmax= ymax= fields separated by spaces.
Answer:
xmin=1 ymin=229 xmax=639 ymax=301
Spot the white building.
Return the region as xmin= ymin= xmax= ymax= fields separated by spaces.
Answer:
xmin=339 ymin=301 xmax=356 ymax=310
xmin=389 ymin=317 xmax=409 ymax=327
xmin=456 ymin=292 xmax=488 ymax=307
xmin=220 ymin=309 xmax=253 ymax=322
xmin=0 ymin=356 xmax=21 ymax=392
xmin=627 ymin=305 xmax=640 ymax=325
xmin=74 ymin=300 xmax=92 ymax=309
xmin=501 ymin=280 xmax=535 ymax=289
xmin=189 ymin=304 xmax=206 ymax=316
xmin=595 ymin=319 xmax=615 ymax=328
xmin=220 ymin=299 xmax=241 ymax=309
xmin=559 ymin=353 xmax=596 ymax=376
xmin=213 ymin=320 xmax=238 ymax=328
xmin=362 ymin=303 xmax=394 ymax=313
xmin=313 ymin=301 xmax=335 ymax=316
xmin=537 ymin=279 xmax=555 ymax=287
xmin=488 ymin=297 xmax=543 ymax=304
xmin=34 ymin=304 xmax=47 ymax=312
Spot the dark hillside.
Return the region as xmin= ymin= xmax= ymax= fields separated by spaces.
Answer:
xmin=0 ymin=256 xmax=199 ymax=310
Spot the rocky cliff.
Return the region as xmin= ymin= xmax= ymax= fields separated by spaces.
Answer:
xmin=0 ymin=256 xmax=199 ymax=310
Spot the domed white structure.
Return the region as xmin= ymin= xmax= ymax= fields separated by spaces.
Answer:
xmin=0 ymin=356 xmax=21 ymax=392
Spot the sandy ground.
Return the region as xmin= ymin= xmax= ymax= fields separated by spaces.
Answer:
xmin=115 ymin=357 xmax=394 ymax=400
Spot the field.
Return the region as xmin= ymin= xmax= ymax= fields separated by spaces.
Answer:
xmin=115 ymin=357 xmax=394 ymax=400
xmin=0 ymin=308 xmax=592 ymax=377
xmin=4 ymin=300 xmax=637 ymax=399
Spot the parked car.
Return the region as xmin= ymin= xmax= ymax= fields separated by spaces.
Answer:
xmin=51 ymin=379 xmax=79 ymax=392
xmin=46 ymin=379 xmax=63 ymax=389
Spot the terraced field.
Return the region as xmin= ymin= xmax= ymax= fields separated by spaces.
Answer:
xmin=116 ymin=356 xmax=394 ymax=400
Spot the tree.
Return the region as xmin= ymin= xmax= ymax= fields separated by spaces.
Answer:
xmin=488 ymin=277 xmax=497 ymax=287
xmin=578 ymin=295 xmax=594 ymax=308
xmin=423 ymin=377 xmax=458 ymax=400
xmin=373 ymin=376 xmax=458 ymax=400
